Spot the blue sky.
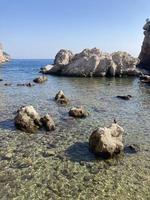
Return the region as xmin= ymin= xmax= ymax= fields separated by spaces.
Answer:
xmin=0 ymin=0 xmax=149 ymax=58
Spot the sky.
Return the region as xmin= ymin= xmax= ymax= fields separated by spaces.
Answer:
xmin=0 ymin=0 xmax=149 ymax=59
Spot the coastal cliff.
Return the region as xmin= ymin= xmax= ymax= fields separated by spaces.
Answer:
xmin=0 ymin=43 xmax=10 ymax=64
xmin=138 ymin=19 xmax=150 ymax=72
xmin=41 ymin=48 xmax=141 ymax=77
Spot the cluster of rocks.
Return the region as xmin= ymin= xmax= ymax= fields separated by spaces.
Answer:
xmin=0 ymin=43 xmax=10 ymax=64
xmin=41 ymin=48 xmax=141 ymax=77
xmin=14 ymin=105 xmax=55 ymax=133
xmin=14 ymin=91 xmax=128 ymax=159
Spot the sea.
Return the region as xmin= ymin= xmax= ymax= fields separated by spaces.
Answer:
xmin=0 ymin=59 xmax=150 ymax=199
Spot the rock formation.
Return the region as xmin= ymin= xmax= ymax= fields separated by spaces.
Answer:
xmin=138 ymin=19 xmax=150 ymax=72
xmin=89 ymin=122 xmax=124 ymax=158
xmin=41 ymin=48 xmax=141 ymax=77
xmin=0 ymin=43 xmax=10 ymax=64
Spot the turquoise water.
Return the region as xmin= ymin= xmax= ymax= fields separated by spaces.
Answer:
xmin=0 ymin=60 xmax=150 ymax=199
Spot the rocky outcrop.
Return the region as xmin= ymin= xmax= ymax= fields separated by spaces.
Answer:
xmin=0 ymin=43 xmax=10 ymax=64
xmin=41 ymin=48 xmax=140 ymax=77
xmin=14 ymin=106 xmax=55 ymax=133
xmin=138 ymin=20 xmax=150 ymax=72
xmin=89 ymin=122 xmax=124 ymax=158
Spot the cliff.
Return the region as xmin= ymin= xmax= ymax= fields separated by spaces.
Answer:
xmin=138 ymin=20 xmax=150 ymax=72
xmin=0 ymin=43 xmax=10 ymax=64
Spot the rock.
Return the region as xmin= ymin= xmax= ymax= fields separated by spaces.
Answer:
xmin=140 ymin=74 xmax=150 ymax=84
xmin=17 ymin=83 xmax=34 ymax=87
xmin=14 ymin=106 xmax=41 ymax=133
xmin=4 ymin=83 xmax=12 ymax=86
xmin=138 ymin=20 xmax=150 ymax=72
xmin=69 ymin=106 xmax=88 ymax=118
xmin=40 ymin=64 xmax=53 ymax=74
xmin=55 ymin=90 xmax=69 ymax=105
xmin=89 ymin=122 xmax=124 ymax=158
xmin=124 ymin=144 xmax=140 ymax=154
xmin=116 ymin=95 xmax=132 ymax=100
xmin=3 ymin=153 xmax=13 ymax=160
xmin=46 ymin=48 xmax=139 ymax=77
xmin=42 ymin=150 xmax=55 ymax=157
xmin=40 ymin=114 xmax=55 ymax=131
xmin=0 ymin=78 xmax=3 ymax=81
xmin=0 ymin=43 xmax=10 ymax=64
xmin=33 ymin=76 xmax=48 ymax=84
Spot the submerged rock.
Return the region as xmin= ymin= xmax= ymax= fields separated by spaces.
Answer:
xmin=41 ymin=48 xmax=139 ymax=77
xmin=33 ymin=76 xmax=48 ymax=84
xmin=69 ymin=106 xmax=88 ymax=118
xmin=116 ymin=95 xmax=132 ymax=100
xmin=14 ymin=106 xmax=41 ymax=133
xmin=55 ymin=90 xmax=69 ymax=105
xmin=17 ymin=83 xmax=34 ymax=87
xmin=40 ymin=114 xmax=55 ymax=131
xmin=89 ymin=122 xmax=124 ymax=158
xmin=124 ymin=144 xmax=140 ymax=154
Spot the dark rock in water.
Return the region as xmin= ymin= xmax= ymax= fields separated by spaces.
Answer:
xmin=14 ymin=105 xmax=41 ymax=133
xmin=33 ymin=76 xmax=48 ymax=84
xmin=17 ymin=83 xmax=34 ymax=87
xmin=69 ymin=106 xmax=88 ymax=118
xmin=140 ymin=74 xmax=150 ymax=84
xmin=55 ymin=90 xmax=69 ymax=105
xmin=138 ymin=20 xmax=150 ymax=72
xmin=0 ymin=78 xmax=3 ymax=81
xmin=40 ymin=114 xmax=55 ymax=131
xmin=117 ymin=95 xmax=132 ymax=100
xmin=4 ymin=83 xmax=12 ymax=86
xmin=89 ymin=122 xmax=124 ymax=158
xmin=124 ymin=144 xmax=140 ymax=154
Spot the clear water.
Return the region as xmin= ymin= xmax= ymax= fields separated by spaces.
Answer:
xmin=0 ymin=59 xmax=150 ymax=200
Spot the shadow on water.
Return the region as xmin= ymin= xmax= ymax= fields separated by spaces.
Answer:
xmin=65 ymin=142 xmax=95 ymax=162
xmin=0 ymin=119 xmax=15 ymax=131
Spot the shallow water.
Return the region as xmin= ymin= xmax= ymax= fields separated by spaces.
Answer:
xmin=0 ymin=59 xmax=150 ymax=200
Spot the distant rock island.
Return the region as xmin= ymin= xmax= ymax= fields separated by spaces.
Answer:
xmin=0 ymin=43 xmax=10 ymax=64
xmin=41 ymin=48 xmax=141 ymax=77
xmin=138 ymin=19 xmax=150 ymax=72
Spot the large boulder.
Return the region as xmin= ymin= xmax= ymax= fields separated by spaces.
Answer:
xmin=138 ymin=20 xmax=150 ymax=72
xmin=89 ymin=122 xmax=124 ymax=158
xmin=43 ymin=48 xmax=139 ymax=77
xmin=14 ymin=106 xmax=41 ymax=133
